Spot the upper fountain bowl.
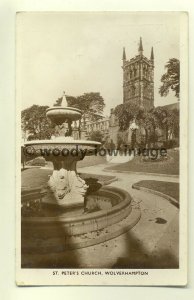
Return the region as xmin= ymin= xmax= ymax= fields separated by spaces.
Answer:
xmin=46 ymin=107 xmax=82 ymax=125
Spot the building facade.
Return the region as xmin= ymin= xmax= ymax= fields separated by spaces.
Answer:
xmin=85 ymin=117 xmax=110 ymax=141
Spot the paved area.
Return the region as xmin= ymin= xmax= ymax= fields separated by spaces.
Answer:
xmin=76 ymin=163 xmax=179 ymax=268
xmin=22 ymin=163 xmax=179 ymax=269
xmin=78 ymin=163 xmax=179 ymax=188
xmin=105 ymin=153 xmax=133 ymax=164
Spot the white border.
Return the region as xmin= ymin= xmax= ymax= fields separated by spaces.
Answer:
xmin=0 ymin=0 xmax=193 ymax=299
xmin=15 ymin=11 xmax=188 ymax=287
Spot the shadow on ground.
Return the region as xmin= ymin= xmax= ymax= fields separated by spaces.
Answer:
xmin=21 ymin=217 xmax=81 ymax=268
xmin=22 ymin=228 xmax=178 ymax=269
xmin=112 ymin=230 xmax=178 ymax=269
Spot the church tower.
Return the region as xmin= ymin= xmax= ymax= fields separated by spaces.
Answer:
xmin=122 ymin=38 xmax=154 ymax=111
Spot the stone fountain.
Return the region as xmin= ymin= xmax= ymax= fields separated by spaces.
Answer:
xmin=24 ymin=92 xmax=101 ymax=208
xmin=22 ymin=92 xmax=141 ymax=263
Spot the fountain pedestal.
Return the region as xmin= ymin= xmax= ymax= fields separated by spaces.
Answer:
xmin=43 ymin=168 xmax=88 ymax=207
xmin=42 ymin=155 xmax=88 ymax=207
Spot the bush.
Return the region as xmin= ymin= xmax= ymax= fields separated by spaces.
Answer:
xmin=88 ymin=130 xmax=104 ymax=143
xmin=163 ymin=139 xmax=179 ymax=149
xmin=26 ymin=157 xmax=46 ymax=166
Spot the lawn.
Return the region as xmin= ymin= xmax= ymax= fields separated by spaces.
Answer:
xmin=105 ymin=149 xmax=179 ymax=175
xmin=22 ymin=168 xmax=52 ymax=189
xmin=133 ymin=180 xmax=179 ymax=202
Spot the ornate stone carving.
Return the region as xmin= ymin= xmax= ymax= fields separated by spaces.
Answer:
xmin=45 ymin=168 xmax=88 ymax=206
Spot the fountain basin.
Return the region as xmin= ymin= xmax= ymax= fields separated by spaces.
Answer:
xmin=21 ymin=186 xmax=141 ymax=253
xmin=22 ymin=186 xmax=131 ymax=236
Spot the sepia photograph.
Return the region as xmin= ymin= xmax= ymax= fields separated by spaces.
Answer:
xmin=16 ymin=11 xmax=188 ymax=286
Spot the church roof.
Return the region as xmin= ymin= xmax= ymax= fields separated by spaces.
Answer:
xmin=157 ymin=102 xmax=179 ymax=111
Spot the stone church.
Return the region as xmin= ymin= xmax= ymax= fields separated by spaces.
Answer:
xmin=109 ymin=37 xmax=155 ymax=147
xmin=85 ymin=37 xmax=178 ymax=147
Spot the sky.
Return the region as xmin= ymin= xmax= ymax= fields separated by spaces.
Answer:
xmin=17 ymin=12 xmax=180 ymax=115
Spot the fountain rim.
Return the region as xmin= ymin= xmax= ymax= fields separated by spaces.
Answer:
xmin=21 ymin=186 xmax=132 ymax=224
xmin=46 ymin=106 xmax=82 ymax=114
xmin=24 ymin=139 xmax=101 ymax=146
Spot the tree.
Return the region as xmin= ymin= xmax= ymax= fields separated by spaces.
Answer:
xmin=114 ymin=100 xmax=179 ymax=147
xmin=147 ymin=107 xmax=165 ymax=144
xmin=21 ymin=105 xmax=54 ymax=140
xmin=152 ymin=107 xmax=169 ymax=141
xmin=137 ymin=110 xmax=153 ymax=146
xmin=114 ymin=102 xmax=143 ymax=131
xmin=165 ymin=108 xmax=179 ymax=140
xmin=139 ymin=107 xmax=179 ymax=146
xmin=159 ymin=58 xmax=180 ymax=100
xmin=66 ymin=92 xmax=105 ymax=127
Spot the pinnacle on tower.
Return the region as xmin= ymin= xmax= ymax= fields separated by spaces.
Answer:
xmin=150 ymin=46 xmax=154 ymax=60
xmin=138 ymin=37 xmax=143 ymax=54
xmin=122 ymin=47 xmax=126 ymax=60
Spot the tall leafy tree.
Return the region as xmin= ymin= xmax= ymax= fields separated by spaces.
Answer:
xmin=21 ymin=105 xmax=54 ymax=140
xmin=159 ymin=58 xmax=180 ymax=100
xmin=66 ymin=92 xmax=105 ymax=127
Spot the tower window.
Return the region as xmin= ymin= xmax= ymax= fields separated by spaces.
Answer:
xmin=132 ymin=86 xmax=136 ymax=96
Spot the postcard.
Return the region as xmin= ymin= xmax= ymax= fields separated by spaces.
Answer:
xmin=16 ymin=11 xmax=188 ymax=286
